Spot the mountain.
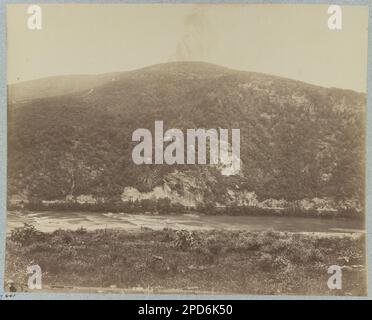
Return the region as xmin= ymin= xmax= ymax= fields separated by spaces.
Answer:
xmin=7 ymin=62 xmax=365 ymax=210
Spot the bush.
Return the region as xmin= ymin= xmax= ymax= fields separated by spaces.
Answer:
xmin=76 ymin=227 xmax=88 ymax=235
xmin=172 ymin=230 xmax=201 ymax=250
xmin=10 ymin=223 xmax=44 ymax=245
xmin=257 ymin=253 xmax=275 ymax=272
xmin=204 ymin=235 xmax=223 ymax=255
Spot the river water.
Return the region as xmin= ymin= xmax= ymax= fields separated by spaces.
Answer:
xmin=6 ymin=210 xmax=364 ymax=234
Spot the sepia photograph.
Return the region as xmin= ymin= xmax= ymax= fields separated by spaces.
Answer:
xmin=2 ymin=3 xmax=370 ymax=297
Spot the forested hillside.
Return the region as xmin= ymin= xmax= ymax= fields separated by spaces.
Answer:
xmin=8 ymin=62 xmax=365 ymax=210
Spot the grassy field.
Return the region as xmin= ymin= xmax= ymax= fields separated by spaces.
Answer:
xmin=5 ymin=224 xmax=367 ymax=296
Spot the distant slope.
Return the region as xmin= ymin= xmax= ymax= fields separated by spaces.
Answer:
xmin=7 ymin=62 xmax=365 ymax=208
xmin=8 ymin=72 xmax=124 ymax=104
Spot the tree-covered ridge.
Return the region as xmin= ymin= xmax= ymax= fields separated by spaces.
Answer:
xmin=8 ymin=62 xmax=365 ymax=207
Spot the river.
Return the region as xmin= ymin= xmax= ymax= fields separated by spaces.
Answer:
xmin=6 ymin=210 xmax=364 ymax=234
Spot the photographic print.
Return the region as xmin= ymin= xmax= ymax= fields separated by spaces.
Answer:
xmin=2 ymin=2 xmax=370 ymax=297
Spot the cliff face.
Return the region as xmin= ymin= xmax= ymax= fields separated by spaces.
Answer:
xmin=8 ymin=62 xmax=365 ymax=210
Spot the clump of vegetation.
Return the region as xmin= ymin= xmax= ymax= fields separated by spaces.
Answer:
xmin=10 ymin=223 xmax=45 ymax=245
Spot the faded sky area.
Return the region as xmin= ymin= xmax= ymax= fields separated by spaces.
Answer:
xmin=6 ymin=4 xmax=369 ymax=92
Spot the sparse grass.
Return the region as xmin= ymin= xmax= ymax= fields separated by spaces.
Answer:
xmin=5 ymin=225 xmax=367 ymax=296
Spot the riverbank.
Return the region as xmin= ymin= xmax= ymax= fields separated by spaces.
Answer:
xmin=8 ymin=201 xmax=363 ymax=219
xmin=5 ymin=226 xmax=367 ymax=295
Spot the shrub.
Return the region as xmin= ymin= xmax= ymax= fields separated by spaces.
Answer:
xmin=10 ymin=223 xmax=44 ymax=245
xmin=257 ymin=253 xmax=275 ymax=272
xmin=204 ymin=235 xmax=223 ymax=255
xmin=173 ymin=230 xmax=200 ymax=250
xmin=75 ymin=227 xmax=88 ymax=235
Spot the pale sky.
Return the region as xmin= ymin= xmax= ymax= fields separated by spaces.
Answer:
xmin=6 ymin=4 xmax=369 ymax=92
